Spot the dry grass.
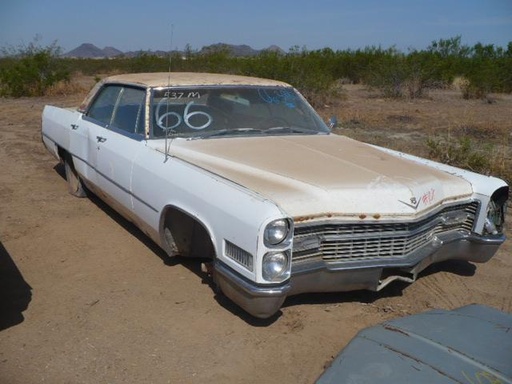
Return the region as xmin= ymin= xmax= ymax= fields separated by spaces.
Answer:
xmin=44 ymin=79 xmax=87 ymax=97
xmin=319 ymin=84 xmax=512 ymax=186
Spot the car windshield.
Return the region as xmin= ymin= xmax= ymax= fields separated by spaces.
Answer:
xmin=150 ymin=86 xmax=330 ymax=139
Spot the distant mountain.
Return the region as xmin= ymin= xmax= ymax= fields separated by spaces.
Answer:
xmin=102 ymin=46 xmax=123 ymax=57
xmin=63 ymin=43 xmax=285 ymax=59
xmin=263 ymin=45 xmax=286 ymax=54
xmin=63 ymin=43 xmax=122 ymax=58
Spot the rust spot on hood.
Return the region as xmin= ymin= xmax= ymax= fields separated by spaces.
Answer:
xmin=294 ymin=213 xmax=338 ymax=223
xmin=294 ymin=212 xmax=385 ymax=223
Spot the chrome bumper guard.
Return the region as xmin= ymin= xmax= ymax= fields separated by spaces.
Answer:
xmin=214 ymin=261 xmax=290 ymax=319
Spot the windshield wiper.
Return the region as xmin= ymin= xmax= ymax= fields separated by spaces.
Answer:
xmin=264 ymin=126 xmax=320 ymax=135
xmin=189 ymin=128 xmax=264 ymax=140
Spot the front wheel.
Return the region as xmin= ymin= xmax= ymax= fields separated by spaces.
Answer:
xmin=64 ymin=156 xmax=87 ymax=197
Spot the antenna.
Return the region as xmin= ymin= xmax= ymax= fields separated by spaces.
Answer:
xmin=164 ymin=23 xmax=175 ymax=163
xmin=167 ymin=23 xmax=174 ymax=82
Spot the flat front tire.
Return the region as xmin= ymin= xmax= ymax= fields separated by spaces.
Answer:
xmin=64 ymin=156 xmax=87 ymax=197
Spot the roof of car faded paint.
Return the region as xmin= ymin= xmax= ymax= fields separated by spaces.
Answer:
xmin=101 ymin=72 xmax=291 ymax=88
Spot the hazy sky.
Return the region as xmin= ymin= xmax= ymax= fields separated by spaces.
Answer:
xmin=1 ymin=0 xmax=511 ymax=53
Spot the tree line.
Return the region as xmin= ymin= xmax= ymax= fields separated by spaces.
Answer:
xmin=1 ymin=36 xmax=511 ymax=100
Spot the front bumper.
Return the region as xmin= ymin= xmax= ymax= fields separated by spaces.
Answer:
xmin=214 ymin=261 xmax=291 ymax=319
xmin=214 ymin=232 xmax=505 ymax=319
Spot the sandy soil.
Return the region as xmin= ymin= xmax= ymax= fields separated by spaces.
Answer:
xmin=0 ymin=83 xmax=511 ymax=384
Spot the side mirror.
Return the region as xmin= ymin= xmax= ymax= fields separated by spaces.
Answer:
xmin=328 ymin=116 xmax=338 ymax=130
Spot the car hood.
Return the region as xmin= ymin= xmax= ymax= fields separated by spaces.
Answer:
xmin=158 ymin=134 xmax=473 ymax=221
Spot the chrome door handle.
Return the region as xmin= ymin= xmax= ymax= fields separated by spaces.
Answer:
xmin=96 ymin=136 xmax=107 ymax=143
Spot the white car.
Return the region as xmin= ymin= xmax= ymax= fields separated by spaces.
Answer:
xmin=42 ymin=73 xmax=509 ymax=318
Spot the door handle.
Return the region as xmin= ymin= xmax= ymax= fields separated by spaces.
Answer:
xmin=71 ymin=124 xmax=79 ymax=130
xmin=96 ymin=136 xmax=107 ymax=143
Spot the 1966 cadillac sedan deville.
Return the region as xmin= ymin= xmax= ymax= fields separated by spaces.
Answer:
xmin=42 ymin=73 xmax=509 ymax=318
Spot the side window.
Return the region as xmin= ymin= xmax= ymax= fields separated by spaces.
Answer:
xmin=87 ymin=85 xmax=122 ymax=126
xmin=111 ymin=87 xmax=146 ymax=135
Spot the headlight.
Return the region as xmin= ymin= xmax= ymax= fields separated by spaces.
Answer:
xmin=484 ymin=186 xmax=509 ymax=235
xmin=484 ymin=200 xmax=505 ymax=235
xmin=264 ymin=219 xmax=291 ymax=246
xmin=262 ymin=252 xmax=290 ymax=282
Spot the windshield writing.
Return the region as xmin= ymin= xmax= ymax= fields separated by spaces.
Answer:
xmin=151 ymin=86 xmax=329 ymax=139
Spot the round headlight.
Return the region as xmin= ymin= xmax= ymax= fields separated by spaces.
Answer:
xmin=485 ymin=200 xmax=504 ymax=235
xmin=264 ymin=219 xmax=290 ymax=246
xmin=262 ymin=252 xmax=290 ymax=282
xmin=485 ymin=187 xmax=509 ymax=235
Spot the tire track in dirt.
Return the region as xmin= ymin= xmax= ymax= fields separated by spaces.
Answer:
xmin=415 ymin=265 xmax=474 ymax=309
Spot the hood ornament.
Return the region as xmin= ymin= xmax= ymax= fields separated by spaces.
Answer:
xmin=399 ymin=188 xmax=436 ymax=210
xmin=399 ymin=196 xmax=420 ymax=210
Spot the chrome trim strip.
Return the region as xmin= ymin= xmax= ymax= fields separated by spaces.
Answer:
xmin=94 ymin=168 xmax=159 ymax=213
xmin=293 ymin=200 xmax=480 ymax=227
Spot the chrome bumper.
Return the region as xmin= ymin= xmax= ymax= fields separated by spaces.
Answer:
xmin=215 ymin=232 xmax=505 ymax=319
xmin=214 ymin=261 xmax=291 ymax=319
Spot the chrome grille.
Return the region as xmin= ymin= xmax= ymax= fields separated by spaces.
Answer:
xmin=293 ymin=201 xmax=479 ymax=264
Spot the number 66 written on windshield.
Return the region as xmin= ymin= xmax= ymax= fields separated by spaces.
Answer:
xmin=156 ymin=100 xmax=212 ymax=131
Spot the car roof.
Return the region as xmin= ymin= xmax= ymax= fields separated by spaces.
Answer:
xmin=101 ymin=72 xmax=291 ymax=88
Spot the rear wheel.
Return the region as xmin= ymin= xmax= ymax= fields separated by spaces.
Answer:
xmin=64 ymin=156 xmax=87 ymax=197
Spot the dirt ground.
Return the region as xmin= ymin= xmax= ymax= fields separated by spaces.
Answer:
xmin=0 ymin=80 xmax=511 ymax=384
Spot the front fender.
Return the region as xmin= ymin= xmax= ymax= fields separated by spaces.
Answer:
xmin=131 ymin=148 xmax=287 ymax=283
xmin=371 ymin=145 xmax=509 ymax=233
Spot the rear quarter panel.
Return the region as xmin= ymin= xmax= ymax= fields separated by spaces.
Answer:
xmin=42 ymin=105 xmax=81 ymax=159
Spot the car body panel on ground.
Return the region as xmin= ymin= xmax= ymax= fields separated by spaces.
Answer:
xmin=317 ymin=304 xmax=512 ymax=384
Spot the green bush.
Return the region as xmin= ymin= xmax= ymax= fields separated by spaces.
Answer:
xmin=1 ymin=36 xmax=510 ymax=101
xmin=426 ymin=136 xmax=491 ymax=173
xmin=239 ymin=49 xmax=336 ymax=107
xmin=0 ymin=39 xmax=70 ymax=97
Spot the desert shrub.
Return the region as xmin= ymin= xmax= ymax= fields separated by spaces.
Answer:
xmin=426 ymin=136 xmax=491 ymax=173
xmin=183 ymin=47 xmax=241 ymax=74
xmin=4 ymin=36 xmax=510 ymax=101
xmin=452 ymin=76 xmax=470 ymax=91
xmin=363 ymin=50 xmax=409 ymax=98
xmin=128 ymin=52 xmax=169 ymax=73
xmin=362 ymin=48 xmax=435 ymax=99
xmin=461 ymin=43 xmax=510 ymax=99
xmin=426 ymin=134 xmax=511 ymax=186
xmin=238 ymin=49 xmax=337 ymax=107
xmin=0 ymin=39 xmax=70 ymax=97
